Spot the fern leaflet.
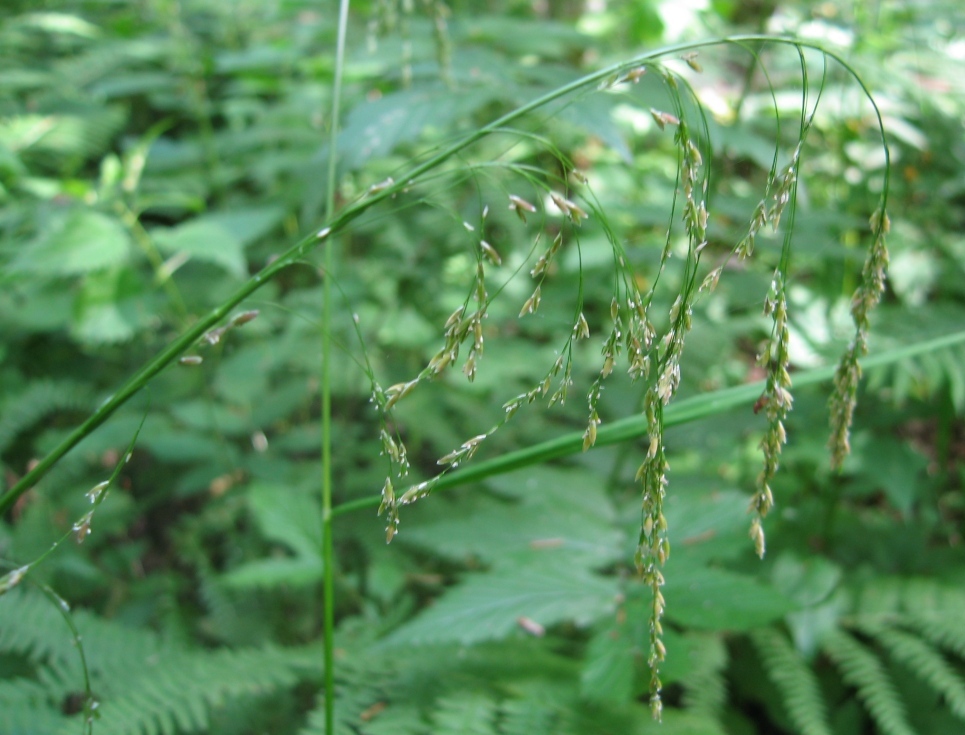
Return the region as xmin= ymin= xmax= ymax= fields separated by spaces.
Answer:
xmin=821 ymin=628 xmax=916 ymax=735
xmin=751 ymin=628 xmax=832 ymax=735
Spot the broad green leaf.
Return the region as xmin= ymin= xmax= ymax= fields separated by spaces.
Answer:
xmin=664 ymin=488 xmax=751 ymax=563
xmin=772 ymin=553 xmax=843 ymax=608
xmin=847 ymin=434 xmax=928 ymax=516
xmin=70 ymin=267 xmax=150 ymax=344
xmin=431 ymin=693 xmax=498 ymax=735
xmin=153 ymin=219 xmax=247 ymax=278
xmin=12 ymin=208 xmax=130 ymax=275
xmin=222 ymin=557 xmax=322 ymax=590
xmin=401 ymin=466 xmax=623 ymax=568
xmin=384 ymin=556 xmax=619 ymax=646
xmin=336 ymin=87 xmax=502 ymax=171
xmin=17 ymin=12 xmax=101 ymax=38
xmin=200 ymin=206 xmax=285 ymax=248
xmin=580 ymin=620 xmax=636 ymax=703
xmin=663 ymin=565 xmax=792 ymax=631
xmin=247 ymin=482 xmax=322 ymax=559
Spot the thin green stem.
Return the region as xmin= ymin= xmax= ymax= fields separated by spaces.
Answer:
xmin=322 ymin=3 xmax=350 ymax=734
xmin=0 ymin=34 xmax=891 ymax=516
xmin=331 ymin=328 xmax=965 ymax=518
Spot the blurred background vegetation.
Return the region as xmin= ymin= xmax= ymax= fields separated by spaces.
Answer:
xmin=1 ymin=1 xmax=964 ymax=733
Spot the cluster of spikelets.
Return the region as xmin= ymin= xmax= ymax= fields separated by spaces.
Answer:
xmin=369 ymin=59 xmax=889 ymax=719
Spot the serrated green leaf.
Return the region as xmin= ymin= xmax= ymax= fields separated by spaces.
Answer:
xmin=401 ymin=466 xmax=623 ymax=568
xmin=153 ymin=219 xmax=246 ymax=278
xmin=247 ymin=482 xmax=322 ymax=559
xmin=336 ymin=87 xmax=501 ymax=171
xmin=12 ymin=208 xmax=130 ymax=275
xmin=384 ymin=556 xmax=619 ymax=646
xmin=431 ymin=693 xmax=498 ymax=735
xmin=70 ymin=267 xmax=149 ymax=344
xmin=580 ymin=621 xmax=636 ymax=703
xmin=663 ymin=566 xmax=792 ymax=631
xmin=221 ymin=556 xmax=322 ymax=590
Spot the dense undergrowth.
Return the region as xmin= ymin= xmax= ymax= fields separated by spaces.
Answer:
xmin=1 ymin=1 xmax=964 ymax=734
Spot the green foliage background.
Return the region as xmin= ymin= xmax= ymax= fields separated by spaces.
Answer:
xmin=1 ymin=1 xmax=963 ymax=734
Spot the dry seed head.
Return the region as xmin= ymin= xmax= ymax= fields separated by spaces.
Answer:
xmin=681 ymin=51 xmax=702 ymax=72
xmin=230 ymin=310 xmax=259 ymax=327
xmin=0 ymin=565 xmax=29 ymax=594
xmin=549 ymin=192 xmax=588 ymax=224
xmin=650 ymin=109 xmax=679 ymax=131
xmin=624 ymin=66 xmax=646 ymax=83
xmin=203 ymin=326 xmax=227 ymax=346
xmin=428 ymin=348 xmax=453 ymax=374
xmin=444 ymin=307 xmax=463 ymax=330
xmin=749 ymin=517 xmax=766 ymax=558
xmin=503 ymin=397 xmax=523 ymax=419
xmin=378 ymin=477 xmax=395 ymax=514
xmin=480 ymin=240 xmax=501 ymax=265
xmin=519 ymin=285 xmax=541 ymax=317
xmin=73 ymin=511 xmax=94 ymax=543
xmin=530 ymin=253 xmax=548 ymax=278
xmin=574 ymin=312 xmax=590 ymax=339
xmin=699 ymin=266 xmax=722 ymax=293
xmin=582 ymin=411 xmax=600 ymax=452
xmin=462 ymin=353 xmax=477 ymax=381
xmin=385 ymin=379 xmax=418 ymax=410
xmin=870 ymin=207 xmax=891 ymax=234
xmin=86 ymin=480 xmax=109 ymax=504
xmin=508 ymin=194 xmax=537 ymax=222
xmin=367 ymin=176 xmax=394 ymax=195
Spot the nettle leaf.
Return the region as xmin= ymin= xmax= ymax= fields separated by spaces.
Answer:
xmin=580 ymin=618 xmax=637 ymax=703
xmin=70 ymin=267 xmax=152 ymax=344
xmin=200 ymin=205 xmax=285 ymax=248
xmin=336 ymin=87 xmax=502 ymax=172
xmin=383 ymin=555 xmax=619 ymax=647
xmin=431 ymin=692 xmax=499 ymax=735
xmin=221 ymin=556 xmax=322 ymax=590
xmin=11 ymin=208 xmax=130 ymax=275
xmin=663 ymin=565 xmax=792 ymax=631
xmin=553 ymin=94 xmax=633 ymax=164
xmin=663 ymin=488 xmax=751 ymax=564
xmin=400 ymin=466 xmax=624 ymax=568
xmin=222 ymin=483 xmax=323 ymax=589
xmin=153 ymin=219 xmax=247 ymax=278
xmin=247 ymin=482 xmax=322 ymax=558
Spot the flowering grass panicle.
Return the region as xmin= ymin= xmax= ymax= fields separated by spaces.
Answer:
xmin=829 ymin=207 xmax=890 ymax=468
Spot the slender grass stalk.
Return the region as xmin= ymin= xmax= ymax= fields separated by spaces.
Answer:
xmin=0 ymin=35 xmax=890 ymax=518
xmin=321 ymin=3 xmax=351 ymax=734
xmin=331 ymin=328 xmax=965 ymax=518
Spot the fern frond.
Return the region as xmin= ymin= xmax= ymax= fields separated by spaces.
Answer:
xmin=909 ymin=616 xmax=965 ymax=659
xmin=865 ymin=624 xmax=965 ymax=721
xmin=431 ymin=692 xmax=499 ymax=735
xmin=750 ymin=628 xmax=832 ymax=735
xmin=0 ymin=701 xmax=65 ymax=735
xmin=821 ymin=629 xmax=916 ymax=735
xmin=0 ymin=587 xmax=159 ymax=678
xmin=0 ymin=676 xmax=50 ymax=706
xmin=94 ymin=645 xmax=312 ymax=735
xmin=681 ymin=632 xmax=728 ymax=717
xmin=499 ymin=697 xmax=560 ymax=735
xmin=0 ymin=379 xmax=92 ymax=454
xmin=0 ymin=587 xmax=83 ymax=664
